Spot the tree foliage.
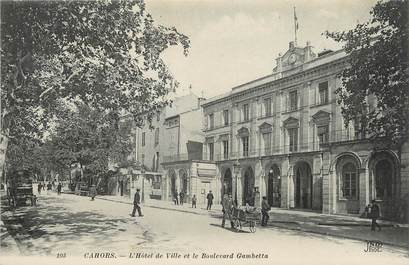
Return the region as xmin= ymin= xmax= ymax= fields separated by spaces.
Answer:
xmin=1 ymin=0 xmax=189 ymax=169
xmin=326 ymin=0 xmax=408 ymax=147
xmin=48 ymin=103 xmax=134 ymax=177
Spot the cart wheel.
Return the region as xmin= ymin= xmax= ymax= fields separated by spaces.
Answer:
xmin=249 ymin=221 xmax=256 ymax=233
xmin=235 ymin=219 xmax=241 ymax=230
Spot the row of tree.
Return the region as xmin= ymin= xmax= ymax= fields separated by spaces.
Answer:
xmin=1 ymin=0 xmax=190 ymax=179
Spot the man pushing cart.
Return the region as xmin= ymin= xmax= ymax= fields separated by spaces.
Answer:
xmin=221 ymin=194 xmax=235 ymax=229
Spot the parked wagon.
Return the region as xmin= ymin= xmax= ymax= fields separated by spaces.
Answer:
xmin=232 ymin=207 xmax=260 ymax=233
xmin=7 ymin=169 xmax=35 ymax=208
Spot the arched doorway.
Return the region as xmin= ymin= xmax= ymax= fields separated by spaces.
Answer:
xmin=267 ymin=165 xmax=281 ymax=207
xmin=169 ymin=169 xmax=177 ymax=199
xmin=374 ymin=159 xmax=393 ymax=200
xmin=242 ymin=167 xmax=255 ymax=206
xmin=222 ymin=168 xmax=233 ymax=197
xmin=179 ymin=169 xmax=188 ymax=203
xmin=293 ymin=162 xmax=312 ymax=209
xmin=369 ymin=151 xmax=398 ymax=219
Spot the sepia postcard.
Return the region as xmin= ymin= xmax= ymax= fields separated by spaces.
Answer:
xmin=1 ymin=0 xmax=408 ymax=265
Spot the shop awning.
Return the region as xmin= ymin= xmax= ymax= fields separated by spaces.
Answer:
xmin=197 ymin=168 xmax=216 ymax=177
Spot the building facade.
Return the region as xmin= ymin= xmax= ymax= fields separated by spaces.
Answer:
xmin=202 ymin=41 xmax=409 ymax=221
xmin=137 ymin=93 xmax=217 ymax=204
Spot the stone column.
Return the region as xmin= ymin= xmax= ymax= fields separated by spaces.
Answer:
xmin=237 ymin=171 xmax=243 ymax=206
xmin=255 ymin=160 xmax=263 ymax=207
xmin=176 ymin=169 xmax=181 ymax=193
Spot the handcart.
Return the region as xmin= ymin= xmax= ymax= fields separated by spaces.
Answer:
xmin=232 ymin=207 xmax=260 ymax=233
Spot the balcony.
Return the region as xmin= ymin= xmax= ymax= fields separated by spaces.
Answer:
xmin=203 ymin=123 xmax=230 ymax=132
xmin=162 ymin=152 xmax=202 ymax=163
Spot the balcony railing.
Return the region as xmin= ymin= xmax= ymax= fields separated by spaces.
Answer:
xmin=162 ymin=152 xmax=202 ymax=163
xmin=202 ymin=132 xmax=369 ymax=162
xmin=203 ymin=123 xmax=231 ymax=132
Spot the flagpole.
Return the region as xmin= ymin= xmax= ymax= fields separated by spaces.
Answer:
xmin=294 ymin=6 xmax=297 ymax=46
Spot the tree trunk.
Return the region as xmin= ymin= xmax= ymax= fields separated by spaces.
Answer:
xmin=0 ymin=130 xmax=9 ymax=180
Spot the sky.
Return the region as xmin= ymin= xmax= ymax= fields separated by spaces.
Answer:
xmin=145 ymin=0 xmax=378 ymax=99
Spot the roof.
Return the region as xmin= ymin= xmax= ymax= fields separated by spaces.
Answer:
xmin=203 ymin=48 xmax=347 ymax=107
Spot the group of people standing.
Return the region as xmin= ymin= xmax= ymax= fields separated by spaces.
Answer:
xmin=37 ymin=181 xmax=63 ymax=195
xmin=172 ymin=190 xmax=215 ymax=210
xmin=173 ymin=190 xmax=186 ymax=205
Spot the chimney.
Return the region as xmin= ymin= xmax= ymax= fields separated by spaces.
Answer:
xmin=197 ymin=97 xmax=206 ymax=108
xmin=304 ymin=41 xmax=316 ymax=61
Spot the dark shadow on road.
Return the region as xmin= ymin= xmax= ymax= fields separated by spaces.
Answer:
xmin=209 ymin=223 xmax=250 ymax=233
xmin=1 ymin=195 xmax=149 ymax=255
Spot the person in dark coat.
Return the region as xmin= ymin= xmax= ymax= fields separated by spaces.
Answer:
xmin=206 ymin=191 xmax=214 ymax=210
xmin=261 ymin=196 xmax=271 ymax=226
xmin=174 ymin=190 xmax=179 ymax=205
xmin=37 ymin=183 xmax=42 ymax=194
xmin=370 ymin=200 xmax=381 ymax=231
xmin=131 ymin=189 xmax=143 ymax=217
xmin=46 ymin=182 xmax=52 ymax=195
xmin=179 ymin=191 xmax=184 ymax=205
xmin=221 ymin=194 xmax=235 ymax=228
xmin=191 ymin=195 xmax=197 ymax=208
xmin=57 ymin=183 xmax=62 ymax=195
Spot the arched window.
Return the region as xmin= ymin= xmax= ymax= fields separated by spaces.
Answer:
xmin=342 ymin=163 xmax=358 ymax=200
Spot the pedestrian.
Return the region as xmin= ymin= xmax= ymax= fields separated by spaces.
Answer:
xmin=130 ymin=188 xmax=143 ymax=217
xmin=42 ymin=182 xmax=46 ymax=190
xmin=261 ymin=196 xmax=271 ymax=226
xmin=206 ymin=190 xmax=214 ymax=210
xmin=46 ymin=182 xmax=52 ymax=195
xmin=192 ymin=194 xmax=197 ymax=208
xmin=174 ymin=190 xmax=179 ymax=205
xmin=57 ymin=182 xmax=62 ymax=195
xmin=37 ymin=182 xmax=42 ymax=195
xmin=179 ymin=191 xmax=184 ymax=205
xmin=90 ymin=185 xmax=97 ymax=201
xmin=370 ymin=200 xmax=381 ymax=231
xmin=221 ymin=194 xmax=235 ymax=228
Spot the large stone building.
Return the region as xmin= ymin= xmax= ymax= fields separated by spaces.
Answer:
xmin=202 ymin=41 xmax=409 ymax=221
xmin=137 ymin=93 xmax=217 ymax=205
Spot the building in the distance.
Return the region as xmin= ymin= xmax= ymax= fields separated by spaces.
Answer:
xmin=201 ymin=41 xmax=409 ymax=221
xmin=136 ymin=93 xmax=217 ymax=205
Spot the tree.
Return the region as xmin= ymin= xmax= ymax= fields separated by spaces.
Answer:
xmin=326 ymin=0 xmax=408 ymax=221
xmin=46 ymin=103 xmax=134 ymax=181
xmin=1 ymin=0 xmax=189 ymax=172
xmin=325 ymin=0 xmax=408 ymax=148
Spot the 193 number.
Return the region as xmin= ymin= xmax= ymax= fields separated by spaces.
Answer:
xmin=56 ymin=253 xmax=66 ymax=258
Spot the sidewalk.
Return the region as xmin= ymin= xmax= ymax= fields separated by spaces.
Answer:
xmin=97 ymin=195 xmax=409 ymax=249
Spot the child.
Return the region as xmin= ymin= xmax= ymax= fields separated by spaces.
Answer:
xmin=192 ymin=194 xmax=197 ymax=208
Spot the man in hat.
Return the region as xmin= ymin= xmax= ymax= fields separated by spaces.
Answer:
xmin=206 ymin=190 xmax=214 ymax=210
xmin=370 ymin=199 xmax=381 ymax=231
xmin=221 ymin=194 xmax=235 ymax=228
xmin=261 ymin=196 xmax=271 ymax=226
xmin=131 ymin=188 xmax=143 ymax=217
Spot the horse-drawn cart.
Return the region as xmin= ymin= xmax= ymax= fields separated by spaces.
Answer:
xmin=7 ymin=169 xmax=35 ymax=208
xmin=232 ymin=207 xmax=260 ymax=233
